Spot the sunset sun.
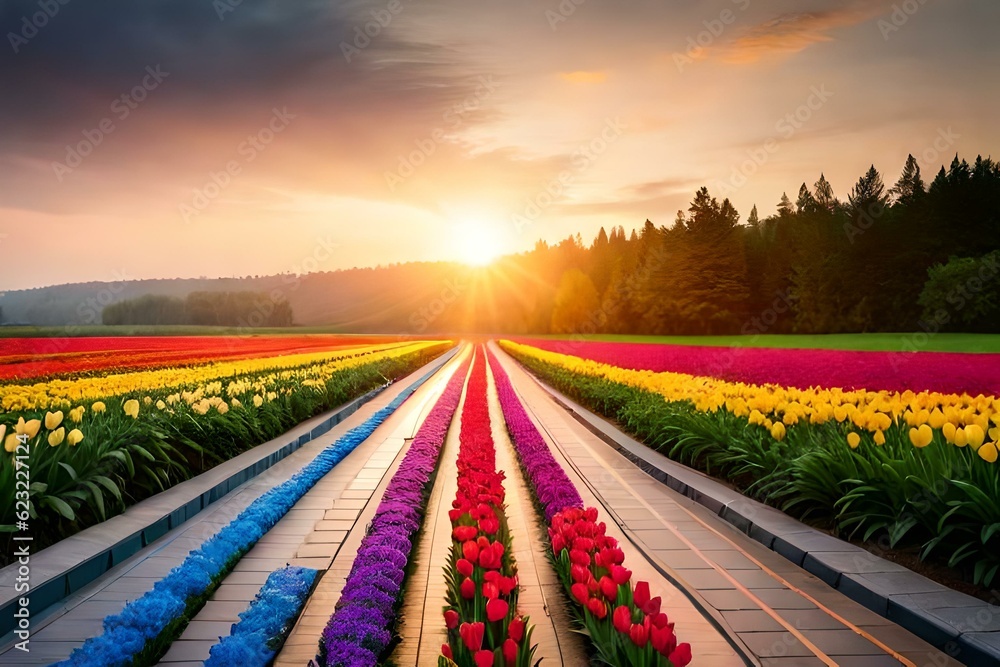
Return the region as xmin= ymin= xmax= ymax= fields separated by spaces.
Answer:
xmin=453 ymin=220 xmax=505 ymax=266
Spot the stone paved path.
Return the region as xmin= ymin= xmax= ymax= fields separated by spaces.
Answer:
xmin=490 ymin=341 xmax=964 ymax=667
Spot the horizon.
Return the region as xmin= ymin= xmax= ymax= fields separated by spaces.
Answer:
xmin=2 ymin=1 xmax=999 ymax=291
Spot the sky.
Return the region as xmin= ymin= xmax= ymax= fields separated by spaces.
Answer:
xmin=1 ymin=0 xmax=998 ymax=290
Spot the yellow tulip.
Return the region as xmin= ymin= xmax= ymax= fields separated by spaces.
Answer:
xmin=253 ymin=395 xmax=264 ymax=407
xmin=15 ymin=417 xmax=41 ymax=439
xmin=4 ymin=433 xmax=19 ymax=453
xmin=991 ymin=427 xmax=1000 ymax=443
xmin=230 ymin=398 xmax=242 ymax=408
xmin=0 ymin=424 xmax=5 ymax=442
xmin=874 ymin=430 xmax=886 ymax=446
xmin=847 ymin=432 xmax=861 ymax=449
xmin=67 ymin=429 xmax=84 ymax=446
xmin=216 ymin=402 xmax=229 ymax=415
xmin=48 ymin=427 xmax=65 ymax=447
xmin=978 ymin=442 xmax=999 ymax=463
xmin=942 ymin=422 xmax=957 ymax=443
xmin=955 ymin=428 xmax=969 ymax=447
xmin=92 ymin=401 xmax=106 ymax=413
xmin=45 ymin=410 xmax=64 ymax=430
xmin=771 ymin=422 xmax=786 ymax=442
xmin=69 ymin=406 xmax=85 ymax=423
xmin=123 ymin=399 xmax=140 ymax=419
xmin=908 ymin=424 xmax=934 ymax=448
xmin=965 ymin=424 xmax=986 ymax=449
xmin=156 ymin=399 xmax=166 ymax=410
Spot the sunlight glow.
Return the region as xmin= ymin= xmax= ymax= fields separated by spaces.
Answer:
xmin=453 ymin=220 xmax=505 ymax=266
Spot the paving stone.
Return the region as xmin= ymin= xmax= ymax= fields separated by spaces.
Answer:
xmin=804 ymin=628 xmax=884 ymax=655
xmin=721 ymin=610 xmax=785 ymax=633
xmin=740 ymin=631 xmax=817 ymax=657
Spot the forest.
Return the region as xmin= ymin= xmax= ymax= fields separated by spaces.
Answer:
xmin=527 ymin=153 xmax=1000 ymax=336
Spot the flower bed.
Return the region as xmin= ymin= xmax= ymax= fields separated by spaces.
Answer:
xmin=205 ymin=566 xmax=318 ymax=666
xmin=55 ymin=371 xmax=434 ymax=667
xmin=501 ymin=338 xmax=1000 ymax=588
xmin=440 ymin=349 xmax=535 ymax=667
xmin=316 ymin=352 xmax=473 ymax=667
xmin=516 ymin=337 xmax=1000 ymax=395
xmin=0 ymin=341 xmax=449 ymax=554
xmin=488 ymin=347 xmax=691 ymax=667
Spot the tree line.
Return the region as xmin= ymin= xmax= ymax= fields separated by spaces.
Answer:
xmin=102 ymin=291 xmax=293 ymax=327
xmin=519 ymin=153 xmax=1000 ymax=336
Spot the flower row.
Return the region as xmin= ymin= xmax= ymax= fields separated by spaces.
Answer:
xmin=56 ymin=377 xmax=427 ymax=667
xmin=488 ymin=348 xmax=691 ymax=667
xmin=441 ymin=349 xmax=534 ymax=667
xmin=317 ymin=352 xmax=473 ymax=667
xmin=205 ymin=566 xmax=319 ymax=666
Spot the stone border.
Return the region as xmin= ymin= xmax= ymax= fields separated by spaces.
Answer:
xmin=0 ymin=347 xmax=457 ymax=637
xmin=522 ymin=373 xmax=1000 ymax=667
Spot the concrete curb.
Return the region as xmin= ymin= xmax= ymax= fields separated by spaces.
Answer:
xmin=528 ymin=375 xmax=1000 ymax=667
xmin=0 ymin=347 xmax=456 ymax=637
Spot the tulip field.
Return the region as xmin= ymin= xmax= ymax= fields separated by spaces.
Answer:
xmin=10 ymin=333 xmax=1000 ymax=666
xmin=502 ymin=338 xmax=1000 ymax=588
xmin=0 ymin=335 xmax=450 ymax=554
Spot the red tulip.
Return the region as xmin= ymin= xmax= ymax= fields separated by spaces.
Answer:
xmin=570 ymin=582 xmax=589 ymax=605
xmin=634 ymin=581 xmax=651 ymax=610
xmin=498 ymin=575 xmax=517 ymax=596
xmin=669 ymin=643 xmax=693 ymax=667
xmin=453 ymin=525 xmax=478 ymax=541
xmin=650 ymin=624 xmax=676 ymax=655
xmin=475 ymin=649 xmax=495 ymax=667
xmin=585 ymin=507 xmax=599 ymax=522
xmin=461 ymin=577 xmax=476 ymax=600
xmin=444 ymin=609 xmax=459 ymax=629
xmin=460 ymin=622 xmax=485 ymax=652
xmin=569 ymin=549 xmax=591 ymax=567
xmin=599 ymin=576 xmax=618 ymax=601
xmin=610 ymin=564 xmax=632 ymax=585
xmin=503 ymin=638 xmax=518 ymax=665
xmin=551 ymin=533 xmax=566 ymax=553
xmin=650 ymin=612 xmax=671 ymax=629
xmin=457 ymin=558 xmax=474 ymax=578
xmin=629 ymin=623 xmax=649 ymax=648
xmin=463 ymin=540 xmax=480 ymax=562
xmin=482 ymin=581 xmax=499 ymax=600
xmin=613 ymin=605 xmax=632 ymax=634
xmin=508 ymin=616 xmax=525 ymax=643
xmin=479 ymin=515 xmax=500 ymax=535
xmin=442 ymin=643 xmax=453 ymax=660
xmin=486 ymin=597 xmax=509 ymax=622
xmin=587 ymin=597 xmax=607 ymax=619
xmin=570 ymin=563 xmax=591 ymax=584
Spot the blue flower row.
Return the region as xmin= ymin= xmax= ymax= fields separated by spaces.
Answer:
xmin=205 ymin=566 xmax=318 ymax=666
xmin=56 ymin=372 xmax=435 ymax=667
xmin=317 ymin=353 xmax=473 ymax=667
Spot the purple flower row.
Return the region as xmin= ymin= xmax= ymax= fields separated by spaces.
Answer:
xmin=317 ymin=354 xmax=473 ymax=667
xmin=487 ymin=347 xmax=582 ymax=521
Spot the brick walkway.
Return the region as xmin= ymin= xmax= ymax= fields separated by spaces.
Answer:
xmin=490 ymin=341 xmax=964 ymax=667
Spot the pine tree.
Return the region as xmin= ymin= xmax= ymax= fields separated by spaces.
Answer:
xmin=796 ymin=183 xmax=818 ymax=214
xmin=747 ymin=205 xmax=760 ymax=228
xmin=814 ymin=173 xmax=836 ymax=212
xmin=777 ymin=192 xmax=795 ymax=218
xmin=848 ymin=165 xmax=889 ymax=220
xmin=890 ymin=154 xmax=925 ymax=206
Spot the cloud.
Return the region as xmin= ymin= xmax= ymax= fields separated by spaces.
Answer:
xmin=720 ymin=6 xmax=880 ymax=64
